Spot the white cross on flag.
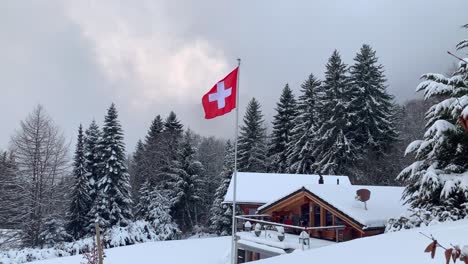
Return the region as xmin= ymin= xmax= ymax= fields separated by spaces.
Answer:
xmin=202 ymin=67 xmax=238 ymax=119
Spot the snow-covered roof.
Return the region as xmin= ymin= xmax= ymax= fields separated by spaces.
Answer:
xmin=259 ymin=184 xmax=407 ymax=228
xmin=223 ymin=172 xmax=351 ymax=204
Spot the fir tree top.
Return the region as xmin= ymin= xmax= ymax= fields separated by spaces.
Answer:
xmin=145 ymin=115 xmax=164 ymax=145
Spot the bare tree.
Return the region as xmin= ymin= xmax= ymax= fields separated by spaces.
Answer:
xmin=10 ymin=105 xmax=69 ymax=247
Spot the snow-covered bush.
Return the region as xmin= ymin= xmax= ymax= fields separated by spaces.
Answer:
xmin=38 ymin=217 xmax=73 ymax=248
xmin=0 ymin=219 xmax=180 ymax=264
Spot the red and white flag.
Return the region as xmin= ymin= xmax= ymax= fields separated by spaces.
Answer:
xmin=202 ymin=67 xmax=238 ymax=119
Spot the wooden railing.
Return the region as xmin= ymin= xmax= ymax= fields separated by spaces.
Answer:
xmin=235 ymin=215 xmax=346 ymax=242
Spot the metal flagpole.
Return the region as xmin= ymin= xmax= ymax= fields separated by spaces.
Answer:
xmin=231 ymin=58 xmax=241 ymax=264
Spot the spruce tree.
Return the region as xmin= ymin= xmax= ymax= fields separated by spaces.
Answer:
xmin=314 ymin=50 xmax=358 ymax=175
xmin=84 ymin=120 xmax=101 ymax=204
xmin=129 ymin=140 xmax=146 ymax=202
xmin=91 ymin=104 xmax=133 ymax=229
xmin=136 ymin=180 xmax=179 ymax=240
xmin=396 ymin=26 xmax=468 ymax=223
xmin=67 ymin=125 xmax=91 ymax=239
xmin=209 ymin=141 xmax=240 ymax=235
xmin=163 ymin=111 xmax=184 ymax=162
xmin=349 ymin=44 xmax=398 ymax=154
xmin=269 ymin=84 xmax=298 ymax=173
xmin=237 ymin=98 xmax=268 ymax=172
xmin=287 ymin=74 xmax=322 ymax=174
xmin=142 ymin=115 xmax=166 ymax=185
xmin=166 ymin=131 xmax=205 ymax=231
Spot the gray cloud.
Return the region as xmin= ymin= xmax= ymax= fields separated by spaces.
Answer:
xmin=1 ymin=0 xmax=467 ymax=152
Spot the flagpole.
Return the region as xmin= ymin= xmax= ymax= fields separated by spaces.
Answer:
xmin=231 ymin=58 xmax=241 ymax=264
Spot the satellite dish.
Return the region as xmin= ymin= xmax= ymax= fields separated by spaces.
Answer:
xmin=356 ymin=189 xmax=371 ymax=210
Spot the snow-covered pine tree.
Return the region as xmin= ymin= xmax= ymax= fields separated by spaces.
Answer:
xmin=67 ymin=125 xmax=92 ymax=239
xmin=0 ymin=150 xmax=21 ymax=229
xmin=392 ymin=26 xmax=468 ymax=228
xmin=286 ymin=74 xmax=322 ymax=174
xmin=209 ymin=140 xmax=241 ymax=235
xmin=163 ymin=111 xmax=184 ymax=162
xmin=237 ymin=98 xmax=268 ymax=172
xmin=314 ymin=50 xmax=359 ymax=175
xmin=84 ymin=121 xmax=101 ymax=204
xmin=349 ymin=44 xmax=398 ymax=154
xmin=129 ymin=140 xmax=146 ymax=203
xmin=91 ymin=104 xmax=133 ymax=230
xmin=269 ymin=84 xmax=299 ymax=173
xmin=166 ymin=130 xmax=205 ymax=231
xmin=39 ymin=216 xmax=72 ymax=247
xmin=136 ymin=180 xmax=179 ymax=240
xmin=143 ymin=115 xmax=165 ymax=183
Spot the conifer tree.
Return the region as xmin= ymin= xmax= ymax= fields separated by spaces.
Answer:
xmin=136 ymin=180 xmax=179 ymax=240
xmin=269 ymin=84 xmax=298 ymax=173
xmin=91 ymin=104 xmax=133 ymax=229
xmin=142 ymin=115 xmax=166 ymax=185
xmin=163 ymin=111 xmax=184 ymax=162
xmin=314 ymin=50 xmax=358 ymax=175
xmin=237 ymin=98 xmax=267 ymax=172
xmin=287 ymin=74 xmax=322 ymax=174
xmin=129 ymin=140 xmax=146 ymax=202
xmin=396 ymin=27 xmax=468 ymax=223
xmin=166 ymin=131 xmax=205 ymax=231
xmin=84 ymin=120 xmax=101 ymax=204
xmin=209 ymin=141 xmax=240 ymax=235
xmin=67 ymin=125 xmax=91 ymax=239
xmin=349 ymin=44 xmax=398 ymax=154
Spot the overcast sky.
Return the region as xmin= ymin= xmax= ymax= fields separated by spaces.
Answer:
xmin=1 ymin=0 xmax=467 ymax=152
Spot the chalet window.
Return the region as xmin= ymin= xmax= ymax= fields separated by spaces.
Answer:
xmin=314 ymin=205 xmax=321 ymax=227
xmin=301 ymin=204 xmax=309 ymax=226
xmin=248 ymin=209 xmax=256 ymax=215
xmin=325 ymin=210 xmax=333 ymax=226
xmin=335 ymin=217 xmax=345 ymax=226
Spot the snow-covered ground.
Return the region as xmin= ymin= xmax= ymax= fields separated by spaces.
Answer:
xmin=29 ymin=236 xmax=231 ymax=264
xmin=256 ymin=219 xmax=468 ymax=264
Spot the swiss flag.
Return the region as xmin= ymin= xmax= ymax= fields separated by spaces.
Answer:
xmin=202 ymin=67 xmax=238 ymax=119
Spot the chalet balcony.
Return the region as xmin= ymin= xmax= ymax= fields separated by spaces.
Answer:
xmin=234 ymin=215 xmax=345 ymax=263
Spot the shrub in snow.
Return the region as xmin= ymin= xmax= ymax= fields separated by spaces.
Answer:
xmin=386 ymin=207 xmax=465 ymax=232
xmin=38 ymin=217 xmax=72 ymax=248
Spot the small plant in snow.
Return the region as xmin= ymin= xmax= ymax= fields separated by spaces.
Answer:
xmin=421 ymin=233 xmax=468 ymax=264
xmin=81 ymin=239 xmax=105 ymax=264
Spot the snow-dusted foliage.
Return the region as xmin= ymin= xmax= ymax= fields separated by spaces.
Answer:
xmin=0 ymin=219 xmax=179 ymax=264
xmin=237 ymin=98 xmax=268 ymax=172
xmin=38 ymin=217 xmax=72 ymax=248
xmin=286 ymin=74 xmax=322 ymax=174
xmin=348 ymin=44 xmax=398 ymax=154
xmin=136 ymin=181 xmax=180 ymax=241
xmin=165 ymin=131 xmax=206 ymax=231
xmin=67 ymin=125 xmax=92 ymax=239
xmin=269 ymin=84 xmax=299 ymax=173
xmin=89 ymin=104 xmax=133 ymax=230
xmin=390 ymin=26 xmax=468 ymax=231
xmin=209 ymin=141 xmax=241 ymax=235
xmin=314 ymin=50 xmax=359 ymax=175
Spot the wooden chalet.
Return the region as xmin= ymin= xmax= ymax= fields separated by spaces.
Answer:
xmin=223 ymin=172 xmax=351 ymax=215
xmin=232 ymin=183 xmax=407 ymax=263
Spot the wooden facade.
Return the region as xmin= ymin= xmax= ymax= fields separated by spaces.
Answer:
xmin=258 ymin=188 xmax=385 ymax=241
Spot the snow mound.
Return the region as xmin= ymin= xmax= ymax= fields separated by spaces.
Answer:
xmin=256 ymin=219 xmax=468 ymax=264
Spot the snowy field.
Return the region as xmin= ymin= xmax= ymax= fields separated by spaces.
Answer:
xmin=29 ymin=236 xmax=231 ymax=264
xmin=256 ymin=219 xmax=468 ymax=264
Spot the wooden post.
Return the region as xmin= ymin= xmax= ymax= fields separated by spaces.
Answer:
xmin=95 ymin=222 xmax=104 ymax=264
